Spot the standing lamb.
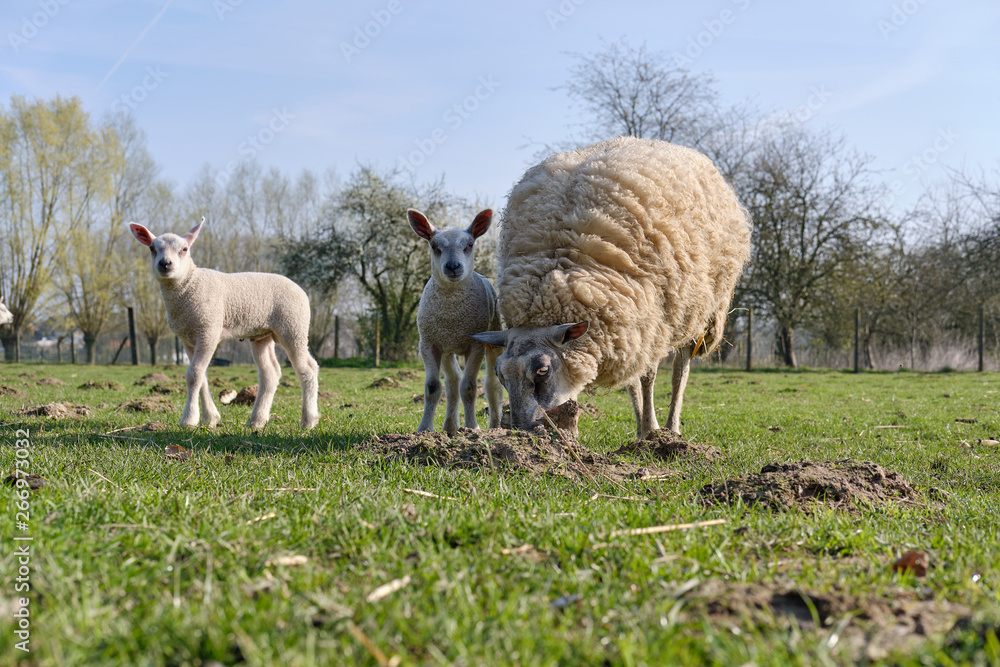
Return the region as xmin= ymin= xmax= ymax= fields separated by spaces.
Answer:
xmin=471 ymin=137 xmax=751 ymax=439
xmin=0 ymin=297 xmax=12 ymax=326
xmin=408 ymin=208 xmax=504 ymax=435
xmin=129 ymin=218 xmax=320 ymax=431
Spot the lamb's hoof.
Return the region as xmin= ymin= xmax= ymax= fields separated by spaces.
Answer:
xmin=247 ymin=419 xmax=269 ymax=431
xmin=301 ymin=414 xmax=319 ymax=430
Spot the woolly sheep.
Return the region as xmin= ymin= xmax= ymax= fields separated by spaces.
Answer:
xmin=129 ymin=218 xmax=320 ymax=431
xmin=408 ymin=208 xmax=504 ymax=435
xmin=472 ymin=137 xmax=751 ymax=439
xmin=0 ymin=297 xmax=12 ymax=326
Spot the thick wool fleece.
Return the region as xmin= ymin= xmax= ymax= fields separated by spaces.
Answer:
xmin=497 ymin=136 xmax=751 ymax=391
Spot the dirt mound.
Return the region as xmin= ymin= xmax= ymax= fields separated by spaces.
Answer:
xmin=689 ymin=580 xmax=971 ymax=662
xmin=116 ymin=396 xmax=176 ymax=414
xmin=0 ymin=385 xmax=26 ymax=397
xmin=36 ymin=377 xmax=65 ymax=386
xmin=361 ymin=427 xmax=677 ymax=484
xmin=700 ymin=459 xmax=923 ymax=512
xmin=135 ymin=372 xmax=172 ymax=386
xmin=368 ymin=376 xmax=398 ymax=389
xmin=396 ymin=370 xmax=419 ymax=381
xmin=148 ymin=382 xmax=184 ymax=394
xmin=612 ymin=429 xmax=722 ymax=462
xmin=79 ymin=380 xmax=124 ymax=391
xmin=231 ymin=385 xmax=258 ymax=405
xmin=14 ymin=402 xmax=90 ymax=419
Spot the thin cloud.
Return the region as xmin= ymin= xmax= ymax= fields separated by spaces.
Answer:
xmin=94 ymin=0 xmax=175 ymax=92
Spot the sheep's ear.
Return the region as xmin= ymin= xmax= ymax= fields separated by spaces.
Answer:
xmin=130 ymin=223 xmax=155 ymax=247
xmin=549 ymin=321 xmax=589 ymax=346
xmin=407 ymin=209 xmax=435 ymax=240
xmin=468 ymin=330 xmax=508 ymax=349
xmin=183 ymin=217 xmax=205 ymax=245
xmin=467 ymin=209 xmax=493 ymax=238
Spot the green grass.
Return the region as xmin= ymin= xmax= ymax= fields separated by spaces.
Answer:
xmin=1 ymin=363 xmax=998 ymax=666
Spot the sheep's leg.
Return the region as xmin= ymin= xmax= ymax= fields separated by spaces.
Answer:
xmin=627 ymin=381 xmax=643 ymax=439
xmin=182 ymin=342 xmax=216 ymax=428
xmin=460 ymin=346 xmax=485 ymax=429
xmin=639 ymin=367 xmax=659 ymax=439
xmin=666 ymin=345 xmax=695 ymax=434
xmin=283 ymin=336 xmax=319 ymax=430
xmin=441 ymin=353 xmax=462 ymax=436
xmin=485 ymin=345 xmax=504 ymax=429
xmin=417 ymin=343 xmax=442 ymax=432
xmin=248 ymin=336 xmax=280 ymax=430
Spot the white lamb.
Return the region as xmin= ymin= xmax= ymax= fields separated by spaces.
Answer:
xmin=408 ymin=208 xmax=504 ymax=435
xmin=472 ymin=137 xmax=751 ymax=439
xmin=0 ymin=297 xmax=12 ymax=326
xmin=129 ymin=218 xmax=320 ymax=431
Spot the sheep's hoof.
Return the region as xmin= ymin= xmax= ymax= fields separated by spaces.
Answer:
xmin=301 ymin=414 xmax=319 ymax=430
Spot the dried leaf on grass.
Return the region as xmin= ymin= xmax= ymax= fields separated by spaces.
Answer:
xmin=265 ymin=554 xmax=308 ymax=567
xmin=366 ymin=574 xmax=411 ymax=603
xmin=247 ymin=511 xmax=277 ymax=525
xmin=892 ymin=550 xmax=929 ymax=577
xmin=165 ymin=444 xmax=191 ymax=461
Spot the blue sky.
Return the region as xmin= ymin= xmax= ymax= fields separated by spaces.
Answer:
xmin=3 ymin=0 xmax=998 ymax=212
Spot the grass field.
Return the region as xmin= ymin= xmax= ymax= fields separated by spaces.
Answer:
xmin=0 ymin=361 xmax=998 ymax=666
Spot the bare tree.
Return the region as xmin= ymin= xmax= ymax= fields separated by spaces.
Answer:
xmin=742 ymin=127 xmax=886 ymax=368
xmin=0 ymin=95 xmax=101 ymax=361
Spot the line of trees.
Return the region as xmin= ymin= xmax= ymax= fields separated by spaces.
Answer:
xmin=1 ymin=41 xmax=998 ymax=368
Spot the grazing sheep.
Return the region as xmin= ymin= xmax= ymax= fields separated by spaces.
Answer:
xmin=472 ymin=137 xmax=751 ymax=438
xmin=0 ymin=297 xmax=12 ymax=326
xmin=129 ymin=218 xmax=320 ymax=431
xmin=408 ymin=208 xmax=504 ymax=435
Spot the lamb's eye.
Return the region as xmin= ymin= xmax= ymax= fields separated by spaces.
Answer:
xmin=149 ymin=246 xmax=155 ymax=254
xmin=181 ymin=247 xmax=188 ymax=253
xmin=432 ymin=246 xmax=442 ymax=255
xmin=537 ymin=366 xmax=549 ymax=377
xmin=465 ymin=242 xmax=474 ymax=252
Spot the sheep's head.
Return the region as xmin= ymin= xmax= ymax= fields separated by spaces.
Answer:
xmin=408 ymin=208 xmax=492 ymax=284
xmin=470 ymin=321 xmax=589 ymax=430
xmin=129 ymin=218 xmax=204 ymax=283
xmin=0 ymin=296 xmax=12 ymax=326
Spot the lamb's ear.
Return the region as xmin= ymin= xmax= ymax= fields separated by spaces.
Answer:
xmin=466 ymin=209 xmax=493 ymax=238
xmin=550 ymin=321 xmax=589 ymax=346
xmin=182 ymin=217 xmax=205 ymax=245
xmin=407 ymin=209 xmax=435 ymax=240
xmin=468 ymin=330 xmax=508 ymax=349
xmin=129 ymin=223 xmax=155 ymax=247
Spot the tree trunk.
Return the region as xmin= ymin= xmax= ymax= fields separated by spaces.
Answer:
xmin=777 ymin=324 xmax=797 ymax=369
xmin=2 ymin=331 xmax=18 ymax=362
xmin=148 ymin=335 xmax=158 ymax=365
xmin=863 ymin=333 xmax=875 ymax=370
xmin=84 ymin=331 xmax=98 ymax=365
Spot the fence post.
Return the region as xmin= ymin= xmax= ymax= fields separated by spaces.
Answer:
xmin=70 ymin=331 xmax=76 ymax=364
xmin=175 ymin=336 xmax=181 ymax=365
xmin=127 ymin=307 xmax=138 ymax=365
xmin=334 ymin=315 xmax=340 ymax=360
xmin=374 ymin=316 xmax=381 ymax=368
xmin=979 ymin=304 xmax=985 ymax=372
xmin=854 ymin=307 xmax=860 ymax=374
xmin=745 ymin=309 xmax=753 ymax=372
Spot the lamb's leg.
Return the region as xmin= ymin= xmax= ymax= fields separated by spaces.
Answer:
xmin=417 ymin=342 xmax=442 ymax=432
xmin=441 ymin=353 xmax=462 ymax=436
xmin=248 ymin=336 xmax=280 ymax=430
xmin=627 ymin=380 xmax=643 ymax=439
xmin=283 ymin=337 xmax=319 ymax=430
xmin=666 ymin=345 xmax=695 ymax=434
xmin=460 ymin=345 xmax=485 ymax=429
xmin=485 ymin=345 xmax=504 ymax=429
xmin=182 ymin=343 xmax=216 ymax=428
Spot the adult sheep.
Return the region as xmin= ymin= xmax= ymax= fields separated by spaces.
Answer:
xmin=472 ymin=136 xmax=751 ymax=439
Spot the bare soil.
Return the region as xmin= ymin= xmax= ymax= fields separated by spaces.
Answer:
xmin=36 ymin=377 xmax=65 ymax=386
xmin=700 ymin=459 xmax=925 ymax=512
xmin=134 ymin=372 xmax=172 ymax=386
xmin=0 ymin=385 xmax=26 ymax=397
xmin=687 ymin=579 xmax=971 ymax=662
xmin=611 ymin=429 xmax=723 ymax=462
xmin=231 ymin=385 xmax=258 ymax=405
xmin=361 ymin=427 xmax=677 ymax=484
xmin=79 ymin=380 xmax=124 ymax=391
xmin=116 ymin=396 xmax=177 ymax=414
xmin=14 ymin=402 xmax=90 ymax=419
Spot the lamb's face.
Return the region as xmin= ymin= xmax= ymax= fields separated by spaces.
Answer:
xmin=408 ymin=208 xmax=493 ymax=284
xmin=147 ymin=233 xmax=195 ymax=281
xmin=129 ymin=219 xmax=203 ymax=283
xmin=428 ymin=227 xmax=476 ymax=283
xmin=473 ymin=322 xmax=590 ymax=431
xmin=0 ymin=298 xmax=13 ymax=326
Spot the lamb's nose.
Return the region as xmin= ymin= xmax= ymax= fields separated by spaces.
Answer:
xmin=444 ymin=261 xmax=461 ymax=274
xmin=158 ymin=259 xmax=172 ymax=270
